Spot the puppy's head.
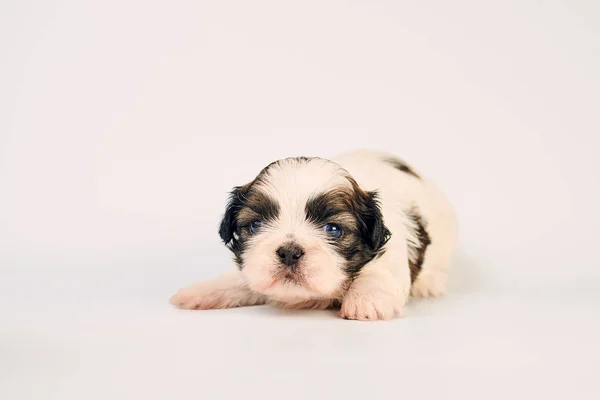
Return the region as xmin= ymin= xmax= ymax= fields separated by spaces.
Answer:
xmin=218 ymin=157 xmax=390 ymax=303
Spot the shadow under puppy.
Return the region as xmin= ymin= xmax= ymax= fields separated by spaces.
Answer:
xmin=170 ymin=149 xmax=458 ymax=321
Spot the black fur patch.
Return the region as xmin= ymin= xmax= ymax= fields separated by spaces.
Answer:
xmin=218 ymin=186 xmax=247 ymax=266
xmin=384 ymin=157 xmax=420 ymax=179
xmin=218 ymin=177 xmax=280 ymax=268
xmin=406 ymin=208 xmax=431 ymax=282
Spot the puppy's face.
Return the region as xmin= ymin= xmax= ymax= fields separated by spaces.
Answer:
xmin=219 ymin=157 xmax=390 ymax=303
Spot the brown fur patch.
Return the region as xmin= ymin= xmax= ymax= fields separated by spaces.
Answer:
xmin=305 ymin=178 xmax=390 ymax=276
xmin=236 ymin=191 xmax=280 ymax=226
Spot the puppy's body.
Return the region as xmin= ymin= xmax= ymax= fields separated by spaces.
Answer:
xmin=171 ymin=149 xmax=458 ymax=320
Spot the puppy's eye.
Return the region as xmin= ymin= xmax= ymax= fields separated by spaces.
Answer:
xmin=249 ymin=220 xmax=263 ymax=234
xmin=324 ymin=223 xmax=343 ymax=239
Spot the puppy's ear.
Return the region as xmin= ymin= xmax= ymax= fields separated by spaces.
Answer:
xmin=357 ymin=190 xmax=391 ymax=252
xmin=218 ymin=186 xmax=245 ymax=247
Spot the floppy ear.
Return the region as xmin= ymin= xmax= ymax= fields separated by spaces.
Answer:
xmin=218 ymin=186 xmax=245 ymax=247
xmin=357 ymin=190 xmax=391 ymax=252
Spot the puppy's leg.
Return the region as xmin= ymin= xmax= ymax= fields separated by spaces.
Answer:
xmin=340 ymin=247 xmax=411 ymax=321
xmin=170 ymin=270 xmax=267 ymax=310
xmin=411 ymin=204 xmax=458 ymax=298
xmin=410 ymin=245 xmax=452 ymax=299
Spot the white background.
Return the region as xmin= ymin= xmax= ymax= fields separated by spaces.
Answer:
xmin=1 ymin=1 xmax=599 ymax=399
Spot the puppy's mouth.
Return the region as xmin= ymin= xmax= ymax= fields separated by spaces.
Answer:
xmin=270 ymin=267 xmax=306 ymax=286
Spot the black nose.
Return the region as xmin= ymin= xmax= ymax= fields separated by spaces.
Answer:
xmin=276 ymin=243 xmax=305 ymax=267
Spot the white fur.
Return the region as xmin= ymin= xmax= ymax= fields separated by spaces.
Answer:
xmin=170 ymin=150 xmax=458 ymax=321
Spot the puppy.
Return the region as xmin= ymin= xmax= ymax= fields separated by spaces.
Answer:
xmin=170 ymin=149 xmax=458 ymax=321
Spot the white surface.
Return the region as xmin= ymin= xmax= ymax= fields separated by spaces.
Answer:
xmin=1 ymin=0 xmax=600 ymax=399
xmin=3 ymin=284 xmax=600 ymax=399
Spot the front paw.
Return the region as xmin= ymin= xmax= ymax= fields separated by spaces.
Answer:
xmin=340 ymin=291 xmax=403 ymax=321
xmin=169 ymin=283 xmax=224 ymax=310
